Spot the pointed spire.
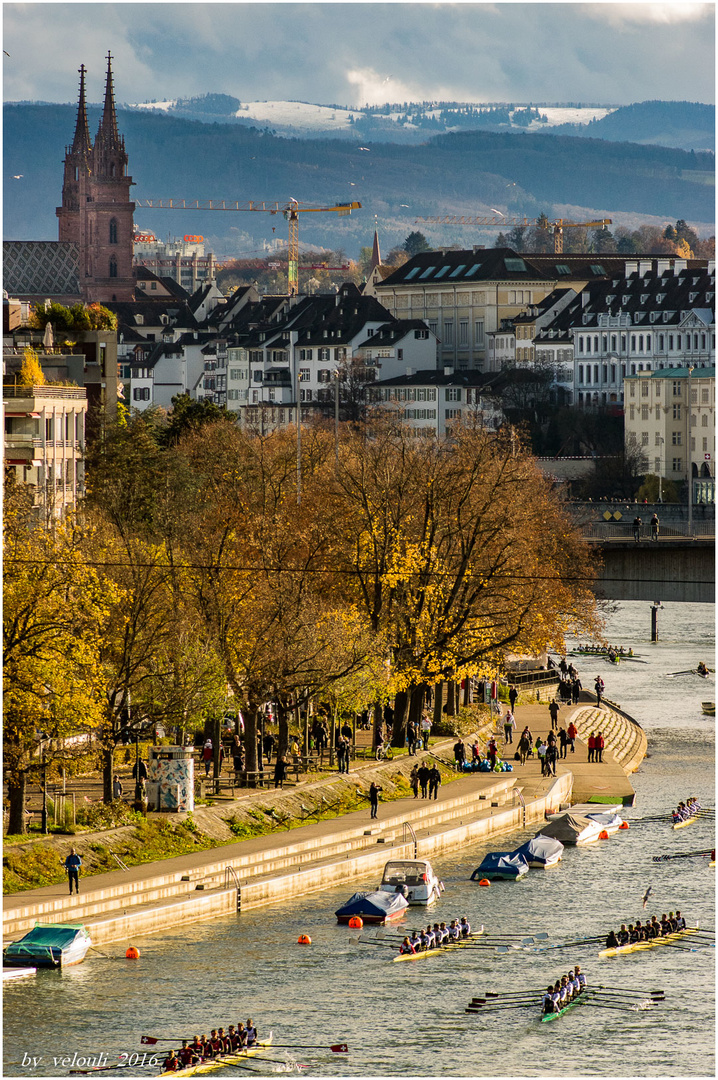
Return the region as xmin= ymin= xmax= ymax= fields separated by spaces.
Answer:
xmin=70 ymin=64 xmax=92 ymax=161
xmin=96 ymin=51 xmax=120 ymax=151
xmin=369 ymin=225 xmax=382 ymax=273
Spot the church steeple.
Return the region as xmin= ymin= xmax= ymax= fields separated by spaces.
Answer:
xmin=69 ymin=64 xmax=92 ymax=165
xmin=94 ymin=52 xmax=127 ymax=177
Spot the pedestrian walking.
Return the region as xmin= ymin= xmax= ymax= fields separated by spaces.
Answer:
xmin=633 ymin=515 xmax=642 ymax=542
xmin=567 ymin=721 xmax=577 ymax=753
xmin=420 ymin=714 xmax=431 ymax=751
xmin=336 ymin=735 xmax=346 ymax=773
xmin=594 ymin=676 xmax=604 ymax=708
xmin=62 ymin=847 xmax=82 ymax=895
xmin=650 ymin=513 xmax=660 ymax=541
xmin=548 ymin=699 xmax=560 ymax=727
xmin=418 ymin=762 xmax=430 ymax=799
xmin=537 ymin=740 xmax=548 ymax=776
xmin=453 ymin=737 xmax=466 ymax=769
xmin=273 ymin=755 xmax=287 ymax=789
xmin=409 ymin=764 xmax=419 ymax=798
xmin=263 ymin=732 xmax=275 ymax=764
xmin=508 ymin=686 xmax=518 ymax=712
xmin=428 ymin=764 xmax=441 ymax=800
xmin=112 ymin=774 xmax=123 ymax=800
xmin=131 ymin=759 xmax=148 ymax=783
xmin=202 ymin=739 xmax=213 ymax=777
xmin=518 ymin=732 xmax=531 ymax=765
xmin=546 ymin=743 xmax=558 ymax=776
xmin=596 ymin=732 xmax=605 ymax=763
xmin=487 ymin=737 xmax=498 ymax=770
xmin=503 ymin=709 xmax=516 ymax=744
xmin=588 ymin=733 xmax=596 ymax=763
xmin=407 ymin=720 xmax=417 ymax=756
xmin=369 ymin=781 xmax=382 ymax=819
xmin=571 ymin=677 xmax=581 ymax=705
xmin=558 ymin=727 xmax=568 ymax=759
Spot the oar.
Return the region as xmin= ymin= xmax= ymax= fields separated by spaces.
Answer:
xmin=653 ymin=850 xmax=713 ymax=861
xmin=69 ymin=1067 xmax=132 ymax=1076
xmin=593 ymin=985 xmax=664 ymax=994
xmin=476 ymin=989 xmax=552 ymax=999
xmin=581 ymin=1002 xmax=659 ymax=1012
xmin=534 ymin=937 xmax=604 ymax=950
xmin=269 ymin=1044 xmax=349 ymax=1053
xmin=465 ymin=1002 xmax=536 ymax=1012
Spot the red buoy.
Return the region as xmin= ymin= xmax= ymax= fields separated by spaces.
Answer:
xmin=297 ymin=934 xmax=312 ymax=945
xmin=619 ymin=821 xmax=629 ymax=829
xmin=347 ymin=916 xmax=363 ymax=928
xmin=125 ymin=946 xmax=140 ymax=959
xmin=478 ymin=878 xmax=491 ymax=887
xmin=599 ymin=830 xmax=609 ymax=840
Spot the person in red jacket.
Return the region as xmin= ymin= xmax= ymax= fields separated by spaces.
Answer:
xmin=587 ymin=732 xmax=596 ymax=763
xmin=596 ymin=732 xmax=605 ymax=763
xmin=567 ymin=721 xmax=577 ymax=753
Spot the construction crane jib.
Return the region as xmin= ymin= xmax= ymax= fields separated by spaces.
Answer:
xmin=135 ymin=198 xmax=361 ymax=295
xmin=415 ymin=215 xmax=613 ymax=254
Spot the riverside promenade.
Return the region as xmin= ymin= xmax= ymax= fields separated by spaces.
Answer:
xmin=3 ymin=695 xmax=646 ymax=948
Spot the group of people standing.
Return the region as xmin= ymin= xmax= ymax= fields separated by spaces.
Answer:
xmin=408 ymin=762 xmax=442 ymax=800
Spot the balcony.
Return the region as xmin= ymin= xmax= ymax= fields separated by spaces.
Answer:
xmin=4 ymin=384 xmax=87 ymax=401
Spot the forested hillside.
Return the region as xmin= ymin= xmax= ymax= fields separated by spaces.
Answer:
xmin=4 ymin=103 xmax=713 ymax=256
xmin=550 ymin=100 xmax=715 ymax=152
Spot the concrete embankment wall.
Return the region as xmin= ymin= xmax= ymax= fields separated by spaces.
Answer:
xmin=19 ymin=773 xmax=571 ymax=946
xmin=570 ymin=701 xmax=648 ymax=775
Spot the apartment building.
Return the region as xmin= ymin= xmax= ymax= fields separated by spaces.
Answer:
xmin=371 ymin=368 xmax=503 ymax=438
xmin=4 ymin=382 xmax=87 ymax=523
xmin=624 ymin=366 xmax=715 ymax=504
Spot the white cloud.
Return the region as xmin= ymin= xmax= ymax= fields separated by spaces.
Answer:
xmin=345 ymin=68 xmax=419 ymax=108
xmin=585 ymin=2 xmax=713 ymax=27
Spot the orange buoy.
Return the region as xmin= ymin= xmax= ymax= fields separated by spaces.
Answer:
xmin=125 ymin=946 xmax=140 ymax=959
xmin=619 ymin=821 xmax=629 ymax=829
xmin=478 ymin=878 xmax=491 ymax=887
xmin=347 ymin=916 xmax=363 ymax=928
xmin=599 ymin=830 xmax=609 ymax=840
xmin=297 ymin=934 xmax=312 ymax=945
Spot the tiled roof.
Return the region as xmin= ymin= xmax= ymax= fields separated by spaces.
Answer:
xmin=376 ymin=247 xmax=550 ymax=287
xmin=373 ymin=368 xmax=492 ymax=388
xmin=3 ymin=241 xmax=81 ymax=298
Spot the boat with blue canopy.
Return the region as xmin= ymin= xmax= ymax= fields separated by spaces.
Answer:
xmin=470 ymin=852 xmax=529 ymax=881
xmin=335 ymin=889 xmax=409 ymax=924
xmin=511 ymin=835 xmax=564 ymax=868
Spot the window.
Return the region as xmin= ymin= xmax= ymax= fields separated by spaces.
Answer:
xmin=132 ymin=387 xmax=150 ymax=401
xmin=318 ymin=369 xmax=331 ymax=383
xmin=419 ymin=266 xmax=436 ymax=279
xmin=672 ymin=381 xmax=682 ymax=397
xmin=629 ymin=381 xmax=635 ymax=396
xmin=672 ymin=431 xmax=682 ymax=445
xmin=703 ymin=437 xmax=709 ymax=452
xmin=445 ymin=409 xmax=461 ymax=420
xmin=585 ymin=366 xmax=591 ymax=385
xmin=702 ymin=414 xmax=709 ymax=427
xmin=578 ymin=337 xmax=584 ymax=354
xmin=594 ymin=336 xmax=599 ymax=354
xmin=658 ymin=335 xmax=664 ymax=352
xmin=641 ymin=381 xmax=649 ymax=397
xmin=109 ymin=218 xmax=118 ymax=244
xmin=504 ymin=257 xmax=527 ymax=272
xmin=443 ymin=320 xmax=454 ymax=345
xmin=586 ymin=337 xmax=591 ymax=354
xmin=631 ymin=335 xmax=636 ymax=352
xmin=300 ymin=349 xmax=312 ymax=361
xmin=445 ymin=388 xmax=461 ymax=402
xmin=672 ymin=458 xmax=682 ymax=472
xmin=414 ymin=329 xmax=429 ymax=339
xmin=611 ymin=334 xmax=617 ymax=352
xmin=428 ymin=321 xmax=438 ymax=336
xmin=641 ymin=405 xmax=649 ymax=420
xmin=641 ymin=432 xmax=649 ymax=445
xmin=449 ymin=264 xmax=467 ymax=278
xmin=629 ymin=405 xmax=635 ymax=420
xmin=691 ymin=388 xmax=698 ymax=404
xmin=459 ymin=321 xmax=469 ymax=346
xmin=299 ymin=368 xmax=310 ymax=382
xmin=475 ymin=320 xmax=484 ymax=346
xmin=702 ymin=388 xmax=710 ymax=403
xmin=109 ymin=257 xmax=117 ymax=278
xmin=319 ymin=348 xmax=330 ymax=361
xmin=434 ymin=266 xmax=451 ymax=280
xmin=611 ymin=364 xmax=616 ymax=383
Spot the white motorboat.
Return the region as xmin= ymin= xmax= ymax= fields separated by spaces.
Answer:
xmin=378 ymin=859 xmax=444 ymax=905
xmin=585 ymin=810 xmax=625 ymax=835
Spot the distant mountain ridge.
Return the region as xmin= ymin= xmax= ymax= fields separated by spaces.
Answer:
xmin=121 ymin=95 xmax=714 ymax=153
xmin=4 ymin=103 xmax=714 ymax=257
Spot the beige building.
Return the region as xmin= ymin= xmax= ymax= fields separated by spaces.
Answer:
xmin=4 ymin=383 xmax=87 ymax=523
xmin=624 ymin=366 xmax=715 ymax=504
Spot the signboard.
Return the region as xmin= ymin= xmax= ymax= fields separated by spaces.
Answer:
xmin=183 ymin=235 xmax=204 ymax=243
xmin=705 ymin=453 xmax=711 ymax=461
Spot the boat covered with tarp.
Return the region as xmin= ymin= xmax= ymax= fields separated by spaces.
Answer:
xmin=537 ymin=813 xmax=602 ymax=846
xmin=585 ymin=810 xmax=625 ymax=834
xmin=3 ymin=922 xmax=92 ymax=968
xmin=470 ymin=852 xmax=529 ymax=881
xmin=335 ymin=889 xmax=409 ymax=924
xmin=511 ymin=835 xmax=564 ymax=868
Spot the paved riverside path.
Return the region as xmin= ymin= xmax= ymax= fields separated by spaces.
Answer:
xmin=3 ymin=697 xmax=641 ymax=935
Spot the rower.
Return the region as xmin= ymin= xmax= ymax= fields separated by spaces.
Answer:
xmin=438 ymin=921 xmax=449 ymax=944
xmin=189 ymin=1036 xmax=203 ymax=1060
xmin=634 ymin=920 xmax=646 ymax=941
xmin=574 ymin=964 xmax=586 ymax=989
xmin=628 ymin=923 xmax=640 ymax=943
xmin=697 ymin=661 xmax=709 ymax=676
xmin=605 ymin=929 xmax=619 ymax=949
xmin=178 ymin=1041 xmax=199 ymax=1068
xmin=198 ymin=1035 xmax=210 ymax=1060
xmin=649 ymin=916 xmax=662 ymax=937
xmin=162 ymin=1051 xmax=180 ymax=1072
xmin=675 ymin=910 xmax=686 ymax=930
xmin=245 ymin=1019 xmax=258 ymax=1047
xmin=617 ymin=924 xmax=629 ymax=945
xmin=399 ymin=936 xmax=416 ymax=955
xmin=218 ymin=1028 xmax=230 ymax=1054
xmin=419 ymin=928 xmax=430 ymax=950
xmin=569 ymin=970 xmax=581 ymax=997
xmin=409 ymin=930 xmax=422 ymax=950
xmin=542 ymin=985 xmax=556 ymax=1014
xmin=433 ymin=922 xmax=443 ymax=946
xmin=668 ymin=911 xmax=679 ymax=931
xmin=425 ymin=924 xmax=436 ymax=949
xmin=209 ymin=1030 xmax=223 ymax=1058
xmin=459 ymin=916 xmax=471 ymax=938
xmin=448 ymin=920 xmax=461 ymax=942
xmin=235 ymin=1023 xmax=248 ymax=1048
xmin=660 ymin=913 xmax=671 ymax=934
xmin=227 ymin=1026 xmax=241 ymax=1052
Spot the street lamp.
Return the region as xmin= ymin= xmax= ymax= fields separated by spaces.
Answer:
xmin=656 ymin=436 xmax=664 ymax=503
xmin=687 ymin=365 xmax=694 ymax=537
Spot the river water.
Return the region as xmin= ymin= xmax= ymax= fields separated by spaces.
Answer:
xmin=4 ymin=602 xmax=715 ymax=1080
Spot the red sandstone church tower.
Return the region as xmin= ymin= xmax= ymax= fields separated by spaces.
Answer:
xmin=57 ymin=55 xmax=135 ymax=302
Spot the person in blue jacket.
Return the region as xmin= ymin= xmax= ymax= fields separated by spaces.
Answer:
xmin=62 ymin=847 xmax=82 ymax=895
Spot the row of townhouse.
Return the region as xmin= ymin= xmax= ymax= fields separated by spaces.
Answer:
xmin=484 ymin=259 xmax=714 ymax=408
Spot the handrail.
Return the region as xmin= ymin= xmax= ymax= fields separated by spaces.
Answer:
xmin=225 ymin=865 xmax=241 ymax=911
xmin=111 ymin=852 xmax=130 ymax=872
xmin=514 ymin=790 xmax=526 ymax=828
xmin=402 ymin=822 xmax=417 ymax=859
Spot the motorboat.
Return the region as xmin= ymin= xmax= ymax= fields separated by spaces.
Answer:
xmin=3 ymin=922 xmax=92 ymax=968
xmin=511 ymin=835 xmax=564 ymax=868
xmin=702 ymin=702 xmax=715 ymax=716
xmin=377 ymin=859 xmax=444 ymax=905
xmin=585 ymin=810 xmax=625 ymax=835
xmin=335 ymin=889 xmax=408 ymax=924
xmin=537 ymin=813 xmax=603 ymax=846
xmin=470 ymin=852 xmax=529 ymax=881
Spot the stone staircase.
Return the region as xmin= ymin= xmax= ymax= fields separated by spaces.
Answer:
xmin=568 ymin=704 xmax=647 ymax=775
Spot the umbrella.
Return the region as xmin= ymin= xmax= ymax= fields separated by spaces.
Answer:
xmin=43 ymin=322 xmax=54 ymax=348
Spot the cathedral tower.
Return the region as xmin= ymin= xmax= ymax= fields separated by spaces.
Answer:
xmin=57 ymin=55 xmax=135 ymax=301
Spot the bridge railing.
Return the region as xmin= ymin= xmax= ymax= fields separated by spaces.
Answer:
xmin=581 ymin=521 xmax=715 ymax=541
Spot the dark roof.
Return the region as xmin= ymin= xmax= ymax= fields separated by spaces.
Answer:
xmin=631 ymin=366 xmax=716 ymax=380
xmin=376 ymin=247 xmax=550 ymax=287
xmin=355 ymin=320 xmax=431 ymax=349
xmin=373 ymin=368 xmax=492 ymax=388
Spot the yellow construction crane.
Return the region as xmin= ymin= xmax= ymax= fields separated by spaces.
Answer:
xmin=414 ymin=214 xmax=612 ymax=254
xmin=135 ymin=198 xmax=361 ymax=294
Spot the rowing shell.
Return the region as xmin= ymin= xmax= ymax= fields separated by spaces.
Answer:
xmin=157 ymin=1035 xmax=272 ymax=1078
xmin=392 ymin=926 xmax=485 ymax=962
xmin=673 ymin=814 xmax=700 ymax=830
xmin=540 ymin=989 xmax=591 ymax=1022
xmin=598 ymin=927 xmax=698 ymax=958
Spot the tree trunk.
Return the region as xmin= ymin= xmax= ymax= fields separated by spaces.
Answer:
xmin=445 ymin=680 xmax=457 ymax=716
xmin=391 ymin=687 xmax=412 ymax=748
xmin=433 ymin=682 xmax=444 ymax=727
xmin=7 ymin=770 xmax=27 ymax=835
xmin=275 ymin=699 xmax=289 ymax=759
xmin=103 ymin=744 xmax=115 ymax=804
xmin=463 ymin=677 xmax=471 ymax=707
xmin=373 ymin=701 xmax=383 ymax=752
xmin=409 ymin=683 xmax=426 ymax=729
xmin=244 ymin=704 xmax=258 ymax=777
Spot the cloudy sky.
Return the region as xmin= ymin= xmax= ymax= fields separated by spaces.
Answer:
xmin=3 ymin=2 xmax=714 ymax=108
